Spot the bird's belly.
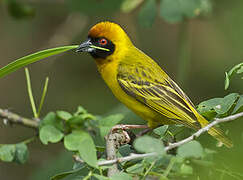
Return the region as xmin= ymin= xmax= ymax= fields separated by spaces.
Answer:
xmin=106 ymin=77 xmax=173 ymax=127
xmin=116 ymin=88 xmax=175 ymax=127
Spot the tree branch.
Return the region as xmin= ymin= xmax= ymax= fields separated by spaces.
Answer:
xmin=97 ymin=152 xmax=157 ymax=166
xmin=106 ymin=132 xmax=121 ymax=176
xmin=95 ymin=112 xmax=243 ymax=166
xmin=0 ymin=108 xmax=38 ymax=129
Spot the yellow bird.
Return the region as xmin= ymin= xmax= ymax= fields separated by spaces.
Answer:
xmin=76 ymin=21 xmax=232 ymax=148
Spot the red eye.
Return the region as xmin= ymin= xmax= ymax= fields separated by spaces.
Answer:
xmin=99 ymin=38 xmax=108 ymax=46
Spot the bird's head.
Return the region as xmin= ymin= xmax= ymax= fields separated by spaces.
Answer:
xmin=76 ymin=21 xmax=132 ymax=60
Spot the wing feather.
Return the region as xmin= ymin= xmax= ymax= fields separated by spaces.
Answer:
xmin=117 ymin=62 xmax=200 ymax=129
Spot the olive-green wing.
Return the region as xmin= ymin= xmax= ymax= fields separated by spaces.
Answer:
xmin=117 ymin=63 xmax=200 ymax=129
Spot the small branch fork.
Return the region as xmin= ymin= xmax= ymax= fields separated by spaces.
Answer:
xmin=106 ymin=124 xmax=148 ymax=176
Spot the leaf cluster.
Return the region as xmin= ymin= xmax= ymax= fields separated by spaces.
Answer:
xmin=0 ymin=143 xmax=29 ymax=164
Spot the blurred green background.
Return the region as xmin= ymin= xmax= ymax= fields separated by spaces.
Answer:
xmin=0 ymin=0 xmax=242 ymax=179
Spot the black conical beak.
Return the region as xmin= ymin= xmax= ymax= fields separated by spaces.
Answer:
xmin=76 ymin=39 xmax=93 ymax=52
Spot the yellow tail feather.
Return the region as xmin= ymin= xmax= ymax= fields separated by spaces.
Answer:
xmin=198 ymin=115 xmax=233 ymax=148
xmin=208 ymin=126 xmax=233 ymax=148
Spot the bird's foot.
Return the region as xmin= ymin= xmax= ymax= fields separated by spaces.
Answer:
xmin=136 ymin=128 xmax=152 ymax=137
xmin=110 ymin=124 xmax=148 ymax=144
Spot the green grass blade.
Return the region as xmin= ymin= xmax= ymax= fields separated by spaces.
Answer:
xmin=25 ymin=68 xmax=38 ymax=118
xmin=37 ymin=77 xmax=49 ymax=117
xmin=0 ymin=45 xmax=78 ymax=78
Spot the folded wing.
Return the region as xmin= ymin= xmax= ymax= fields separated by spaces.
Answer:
xmin=117 ymin=62 xmax=200 ymax=129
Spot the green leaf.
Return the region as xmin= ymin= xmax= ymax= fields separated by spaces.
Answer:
xmin=50 ymin=166 xmax=85 ymax=180
xmin=118 ymin=144 xmax=132 ymax=157
xmin=78 ymin=138 xmax=97 ymax=168
xmin=126 ymin=163 xmax=144 ymax=174
xmin=99 ymin=114 xmax=124 ymax=127
xmin=0 ymin=143 xmax=29 ymax=164
xmin=224 ymin=72 xmax=230 ymax=90
xmin=224 ymin=62 xmax=243 ymax=90
xmin=40 ymin=112 xmax=64 ymax=131
xmin=180 ymin=164 xmax=193 ymax=175
xmin=93 ymin=174 xmax=110 ymax=180
xmin=121 ymin=0 xmax=144 ymax=13
xmin=0 ymin=145 xmax=16 ymax=162
xmin=14 ymin=143 xmax=29 ymax=164
xmin=39 ymin=125 xmax=64 ymax=145
xmin=64 ymin=131 xmax=84 ymax=151
xmin=51 ymin=163 xmax=88 ymax=180
xmin=197 ymin=93 xmax=239 ymax=116
xmin=99 ymin=127 xmax=110 ymax=139
xmin=56 ymin=111 xmax=72 ymax=121
xmin=51 ymin=171 xmax=76 ymax=180
xmin=99 ymin=114 xmax=124 ymax=138
xmin=233 ymin=95 xmax=243 ymax=113
xmin=214 ymin=93 xmax=239 ymax=114
xmin=153 ymin=125 xmax=168 ymax=136
xmin=177 ymin=141 xmax=204 ymax=158
xmin=73 ymin=161 xmax=85 ymax=170
xmin=154 ymin=155 xmax=173 ymax=168
xmin=64 ymin=130 xmax=97 ymax=168
xmin=78 ymin=139 xmax=97 ymax=168
xmin=237 ymin=66 xmax=243 ymax=74
xmin=74 ymin=106 xmax=87 ymax=116
xmin=160 ymin=0 xmax=212 ymax=23
xmin=0 ymin=45 xmax=78 ymax=78
xmin=134 ymin=135 xmax=165 ymax=155
xmin=110 ymin=172 xmax=133 ymax=180
xmin=138 ymin=0 xmax=157 ymax=27
xmin=41 ymin=112 xmax=56 ymax=125
xmin=67 ymin=115 xmax=86 ymax=126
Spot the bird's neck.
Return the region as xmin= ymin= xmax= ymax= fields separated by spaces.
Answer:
xmin=95 ymin=58 xmax=112 ymax=73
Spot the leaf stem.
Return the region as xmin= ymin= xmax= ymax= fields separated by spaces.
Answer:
xmin=83 ymin=171 xmax=92 ymax=180
xmin=37 ymin=77 xmax=49 ymax=117
xmin=22 ymin=136 xmax=37 ymax=144
xmin=98 ymin=167 xmax=103 ymax=176
xmin=143 ymin=161 xmax=156 ymax=179
xmin=25 ymin=68 xmax=38 ymax=118
xmin=166 ymin=130 xmax=174 ymax=138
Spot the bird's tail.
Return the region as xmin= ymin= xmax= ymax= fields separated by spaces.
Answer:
xmin=197 ymin=115 xmax=233 ymax=148
xmin=208 ymin=126 xmax=233 ymax=148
